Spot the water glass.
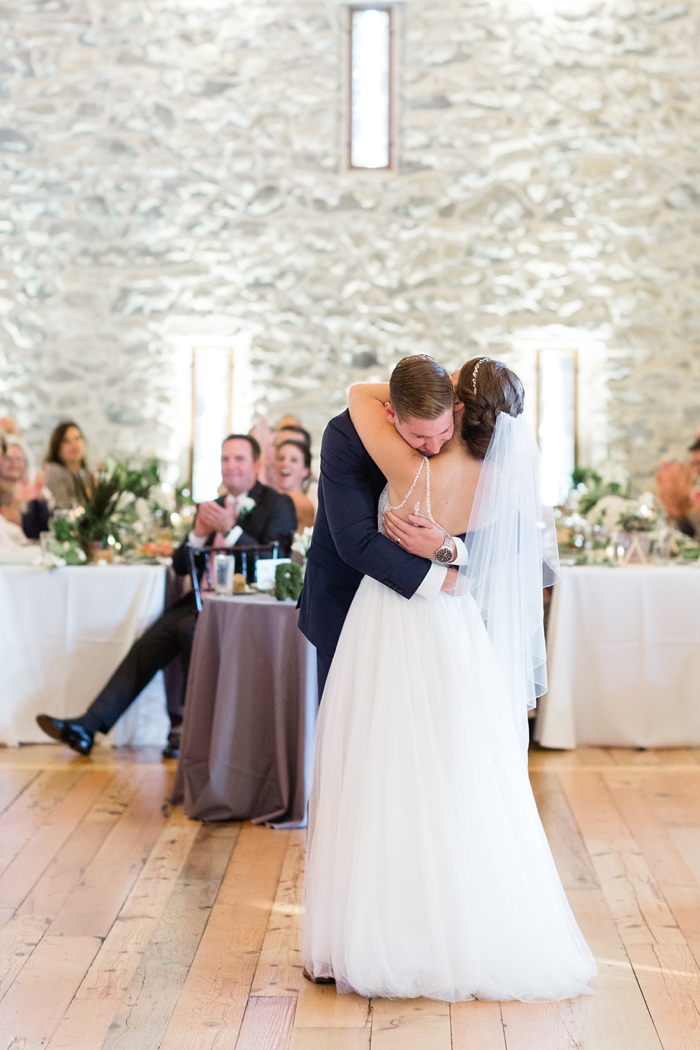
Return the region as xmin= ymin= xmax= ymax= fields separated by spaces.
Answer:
xmin=607 ymin=532 xmax=627 ymax=566
xmin=214 ymin=553 xmax=234 ymax=595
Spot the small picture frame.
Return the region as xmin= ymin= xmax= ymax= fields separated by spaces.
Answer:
xmin=255 ymin=557 xmax=291 ymax=591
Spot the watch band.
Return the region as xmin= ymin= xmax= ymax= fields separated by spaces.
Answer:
xmin=434 ymin=533 xmax=455 ymax=564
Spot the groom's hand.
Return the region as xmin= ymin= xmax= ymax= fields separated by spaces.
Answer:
xmin=383 ymin=510 xmax=451 ymax=560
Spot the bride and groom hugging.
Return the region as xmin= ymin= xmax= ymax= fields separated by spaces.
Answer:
xmin=299 ymin=353 xmax=469 ymax=699
xmin=297 ymin=353 xmax=597 ymax=1003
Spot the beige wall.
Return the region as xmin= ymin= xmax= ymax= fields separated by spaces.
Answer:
xmin=0 ymin=0 xmax=698 ymax=484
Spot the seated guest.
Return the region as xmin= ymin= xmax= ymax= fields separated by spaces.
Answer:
xmin=275 ymin=439 xmax=315 ymax=530
xmin=45 ymin=420 xmax=94 ymax=509
xmin=274 ymin=425 xmax=318 ymax=510
xmin=0 ymin=482 xmax=39 ymax=563
xmin=251 ymin=417 xmax=312 ymax=488
xmin=656 ymin=436 xmax=700 ymax=539
xmin=0 ymin=436 xmax=51 ymax=538
xmin=36 ymin=434 xmax=296 ymax=759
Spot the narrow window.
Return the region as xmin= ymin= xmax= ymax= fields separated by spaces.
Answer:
xmin=537 ymin=349 xmax=578 ymax=506
xmin=191 ymin=345 xmax=233 ymax=503
xmin=349 ymin=7 xmax=392 ymax=170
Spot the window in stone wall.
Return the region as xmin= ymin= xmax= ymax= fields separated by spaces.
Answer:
xmin=191 ymin=345 xmax=234 ymax=503
xmin=537 ymin=349 xmax=578 ymax=506
xmin=347 ymin=6 xmax=394 ymax=169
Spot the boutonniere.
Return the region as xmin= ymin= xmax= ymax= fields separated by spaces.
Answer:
xmin=237 ymin=496 xmax=256 ymax=520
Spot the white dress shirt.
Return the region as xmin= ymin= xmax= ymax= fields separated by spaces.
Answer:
xmin=188 ymin=493 xmax=249 ymax=550
xmin=414 ymin=536 xmax=468 ymax=600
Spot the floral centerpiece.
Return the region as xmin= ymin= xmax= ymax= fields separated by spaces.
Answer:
xmin=273 ymin=527 xmax=313 ymax=601
xmin=48 ymin=458 xmax=161 ymax=561
xmin=291 ymin=526 xmax=313 ymax=563
xmin=123 ymin=482 xmax=196 ymax=560
xmin=558 ymin=464 xmax=663 ymax=565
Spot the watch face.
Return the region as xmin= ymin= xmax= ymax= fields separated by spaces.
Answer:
xmin=436 ymin=546 xmax=452 ymax=563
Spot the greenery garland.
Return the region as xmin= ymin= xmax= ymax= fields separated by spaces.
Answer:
xmin=274 ymin=561 xmax=304 ymax=602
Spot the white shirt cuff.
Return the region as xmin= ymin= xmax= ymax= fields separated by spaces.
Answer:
xmin=415 ymin=562 xmax=447 ymax=600
xmin=225 ymin=525 xmax=243 ymax=546
xmin=188 ymin=525 xmax=243 ymax=549
xmin=452 ymin=537 xmax=468 ymax=566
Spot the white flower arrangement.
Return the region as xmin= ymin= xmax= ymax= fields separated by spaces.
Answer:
xmin=237 ymin=496 xmax=256 ymax=520
xmin=585 ymin=495 xmax=637 ymax=534
xmin=292 ymin=526 xmax=313 ymax=560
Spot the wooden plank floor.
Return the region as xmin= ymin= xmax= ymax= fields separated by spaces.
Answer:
xmin=1 ymin=745 xmax=700 ymax=1048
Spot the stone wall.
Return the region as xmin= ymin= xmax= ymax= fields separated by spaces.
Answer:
xmin=0 ymin=0 xmax=698 ymax=485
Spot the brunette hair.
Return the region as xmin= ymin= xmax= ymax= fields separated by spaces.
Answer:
xmin=455 ymin=357 xmax=524 ymax=460
xmin=276 ymin=438 xmax=312 ymax=473
xmin=224 ymin=433 xmax=261 ymax=461
xmin=689 ymin=437 xmax=700 ymax=453
xmin=389 ymin=355 xmax=454 ymax=421
xmin=277 ymin=424 xmax=311 ymax=449
xmin=46 ymin=421 xmax=87 ymax=468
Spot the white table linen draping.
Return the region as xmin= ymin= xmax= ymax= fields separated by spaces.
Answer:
xmin=536 ymin=565 xmax=700 ymax=749
xmin=0 ymin=564 xmax=170 ymax=747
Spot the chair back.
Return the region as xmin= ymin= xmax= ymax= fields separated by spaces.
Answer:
xmin=187 ymin=542 xmax=280 ymax=613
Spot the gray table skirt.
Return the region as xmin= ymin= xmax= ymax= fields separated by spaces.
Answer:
xmin=171 ymin=593 xmax=317 ymax=827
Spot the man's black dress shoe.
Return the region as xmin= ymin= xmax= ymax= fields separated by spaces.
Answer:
xmin=162 ymin=729 xmax=181 ymax=760
xmin=36 ymin=714 xmax=94 ymax=756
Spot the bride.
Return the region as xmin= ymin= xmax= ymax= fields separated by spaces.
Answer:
xmin=302 ymin=356 xmax=597 ymax=1002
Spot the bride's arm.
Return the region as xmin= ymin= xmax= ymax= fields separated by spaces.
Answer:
xmin=348 ymin=383 xmax=422 ymax=483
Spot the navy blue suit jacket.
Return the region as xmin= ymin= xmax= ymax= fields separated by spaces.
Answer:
xmin=298 ymin=410 xmax=431 ymax=660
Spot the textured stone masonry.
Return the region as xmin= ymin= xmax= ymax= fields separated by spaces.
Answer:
xmin=0 ymin=0 xmax=698 ymax=485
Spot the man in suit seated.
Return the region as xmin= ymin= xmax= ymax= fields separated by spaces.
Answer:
xmin=36 ymin=434 xmax=296 ymax=758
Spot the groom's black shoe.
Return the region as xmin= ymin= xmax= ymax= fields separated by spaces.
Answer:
xmin=36 ymin=714 xmax=94 ymax=756
xmin=303 ymin=969 xmax=335 ymax=985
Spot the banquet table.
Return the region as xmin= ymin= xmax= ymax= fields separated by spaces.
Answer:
xmin=536 ymin=564 xmax=700 ymax=749
xmin=0 ymin=563 xmax=170 ymax=747
xmin=171 ymin=592 xmax=317 ymax=828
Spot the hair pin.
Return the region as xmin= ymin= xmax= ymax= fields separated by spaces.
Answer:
xmin=472 ymin=357 xmax=487 ymax=395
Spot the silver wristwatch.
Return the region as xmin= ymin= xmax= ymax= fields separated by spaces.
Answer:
xmin=434 ymin=533 xmax=455 ymax=564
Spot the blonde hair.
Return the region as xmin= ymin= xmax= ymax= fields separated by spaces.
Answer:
xmin=389 ymin=355 xmax=454 ymax=421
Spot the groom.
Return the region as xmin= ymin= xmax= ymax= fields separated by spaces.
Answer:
xmin=299 ymin=355 xmax=468 ymax=698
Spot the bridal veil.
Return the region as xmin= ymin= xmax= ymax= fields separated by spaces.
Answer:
xmin=460 ymin=411 xmax=560 ymax=750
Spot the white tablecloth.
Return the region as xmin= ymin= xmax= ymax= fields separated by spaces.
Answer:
xmin=0 ymin=564 xmax=170 ymax=747
xmin=536 ymin=564 xmax=700 ymax=749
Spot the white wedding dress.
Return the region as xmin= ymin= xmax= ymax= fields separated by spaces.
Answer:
xmin=302 ymin=456 xmax=596 ymax=1002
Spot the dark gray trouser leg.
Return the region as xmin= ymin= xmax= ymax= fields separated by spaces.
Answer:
xmin=316 ymin=649 xmax=334 ymax=705
xmin=76 ymin=598 xmax=197 ymax=735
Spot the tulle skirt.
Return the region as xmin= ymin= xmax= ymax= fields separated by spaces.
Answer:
xmin=302 ymin=576 xmax=596 ymax=1002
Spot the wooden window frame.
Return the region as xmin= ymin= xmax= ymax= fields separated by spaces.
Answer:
xmin=344 ymin=5 xmax=398 ymax=175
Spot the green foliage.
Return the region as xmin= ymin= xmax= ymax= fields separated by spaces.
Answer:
xmin=572 ymin=467 xmax=630 ymax=516
xmin=53 ymin=459 xmax=161 ymax=553
xmin=274 ymin=561 xmax=304 ymax=602
xmin=619 ymin=513 xmax=654 ymax=533
xmin=48 ymin=539 xmax=86 ymax=565
xmin=51 ymin=517 xmax=74 ymax=542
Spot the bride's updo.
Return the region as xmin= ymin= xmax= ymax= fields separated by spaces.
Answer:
xmin=456 ymin=357 xmax=525 ymax=460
